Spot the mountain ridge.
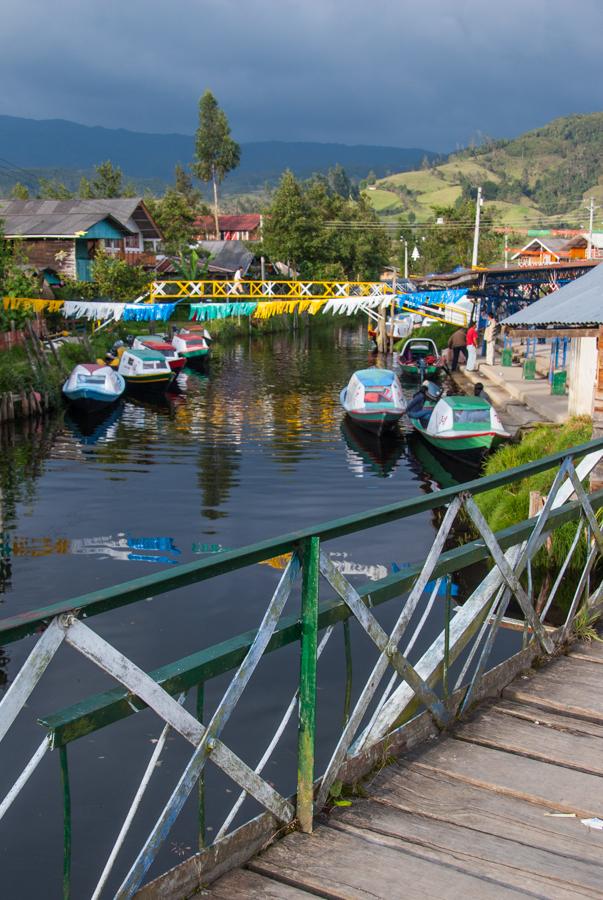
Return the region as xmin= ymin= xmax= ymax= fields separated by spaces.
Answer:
xmin=0 ymin=114 xmax=438 ymax=195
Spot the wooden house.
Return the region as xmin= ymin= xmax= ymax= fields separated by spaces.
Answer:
xmin=195 ymin=214 xmax=262 ymax=242
xmin=0 ymin=198 xmax=163 ymax=281
xmin=510 ymin=237 xmax=572 ymax=267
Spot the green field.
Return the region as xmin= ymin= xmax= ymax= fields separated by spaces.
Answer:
xmin=366 ymin=111 xmax=603 ymax=227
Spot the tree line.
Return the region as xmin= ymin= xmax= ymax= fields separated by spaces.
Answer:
xmin=5 ymin=89 xmax=505 ymax=283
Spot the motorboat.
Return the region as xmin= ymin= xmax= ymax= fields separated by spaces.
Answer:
xmin=116 ymin=347 xmax=174 ymax=395
xmin=132 ymin=336 xmax=185 ymax=372
xmin=408 ymin=395 xmax=510 ymax=464
xmin=340 ymin=368 xmax=406 ymax=436
xmin=62 ymin=363 xmax=125 ymax=413
xmin=171 ymin=330 xmax=210 ymax=368
xmin=396 ymin=337 xmax=446 ymax=380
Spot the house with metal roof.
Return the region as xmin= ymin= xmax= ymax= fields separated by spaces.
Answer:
xmin=0 ymin=198 xmax=163 ymax=281
xmin=195 ymin=214 xmax=262 ymax=242
xmin=510 ymin=237 xmax=572 ymax=267
xmin=503 ymin=261 xmax=603 ymax=421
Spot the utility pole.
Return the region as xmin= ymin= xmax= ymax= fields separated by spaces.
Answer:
xmin=404 ymin=240 xmax=408 ymax=279
xmin=504 ymin=233 xmax=509 ymax=269
xmin=586 ymin=197 xmax=597 ymax=260
xmin=471 ymin=186 xmax=483 ymax=268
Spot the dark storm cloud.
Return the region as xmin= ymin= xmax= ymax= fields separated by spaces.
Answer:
xmin=2 ymin=0 xmax=603 ymax=150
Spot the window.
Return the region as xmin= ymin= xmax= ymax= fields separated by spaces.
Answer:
xmin=77 ymin=375 xmax=105 ymax=385
xmin=453 ymin=408 xmax=491 ymax=426
xmin=125 ymin=234 xmax=141 ymax=251
xmin=104 ymin=239 xmax=121 ymax=253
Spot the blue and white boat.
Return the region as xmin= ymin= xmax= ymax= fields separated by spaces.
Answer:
xmin=340 ymin=368 xmax=406 ymax=436
xmin=62 ymin=363 xmax=125 ymax=413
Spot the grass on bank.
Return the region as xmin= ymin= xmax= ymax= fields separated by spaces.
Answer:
xmin=476 ymin=417 xmax=594 ymax=570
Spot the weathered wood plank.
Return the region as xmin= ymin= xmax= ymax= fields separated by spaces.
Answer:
xmin=366 ymin=764 xmax=603 ymax=867
xmin=410 ymin=738 xmax=603 ymax=817
xmin=571 ymin=639 xmax=603 ymax=659
xmin=503 ymin=659 xmax=603 ymax=724
xmin=206 ymin=869 xmax=313 ymax=898
xmin=454 ymin=707 xmax=603 ymax=777
xmin=249 ymin=824 xmax=527 ymax=898
xmin=328 ymin=806 xmax=603 ymax=898
xmin=493 ymin=700 xmax=603 ymax=740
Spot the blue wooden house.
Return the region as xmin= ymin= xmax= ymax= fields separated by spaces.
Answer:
xmin=0 ymin=198 xmax=163 ymax=282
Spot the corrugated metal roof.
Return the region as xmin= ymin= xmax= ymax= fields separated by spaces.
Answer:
xmin=503 ymin=262 xmax=603 ymax=327
xmin=195 ymin=214 xmax=261 ymax=232
xmin=198 ymin=240 xmax=254 ymax=275
xmin=0 ymin=199 xmax=137 ymax=238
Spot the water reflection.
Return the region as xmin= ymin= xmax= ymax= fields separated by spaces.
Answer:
xmin=341 ymin=418 xmax=406 ymax=478
xmin=407 ymin=434 xmax=478 ymax=490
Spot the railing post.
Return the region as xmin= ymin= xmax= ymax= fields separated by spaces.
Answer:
xmin=196 ymin=682 xmax=206 ymax=849
xmin=59 ymin=745 xmax=71 ymax=900
xmin=443 ymin=576 xmax=452 ymax=698
xmin=297 ymin=536 xmax=319 ymax=834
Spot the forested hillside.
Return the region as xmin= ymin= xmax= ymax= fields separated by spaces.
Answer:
xmin=367 ymin=112 xmax=603 ymax=226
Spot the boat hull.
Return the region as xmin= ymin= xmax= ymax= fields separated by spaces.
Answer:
xmin=182 ymin=349 xmax=210 ymax=370
xmin=410 ymin=419 xmax=506 ymax=465
xmin=63 ymin=389 xmax=121 ymax=414
xmin=346 ymin=409 xmax=404 ymax=437
xmin=398 ymin=364 xmax=444 ymax=380
xmin=123 ymin=373 xmax=174 ymax=396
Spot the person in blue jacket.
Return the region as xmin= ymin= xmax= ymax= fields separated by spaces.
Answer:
xmin=406 ymin=381 xmax=433 ymax=427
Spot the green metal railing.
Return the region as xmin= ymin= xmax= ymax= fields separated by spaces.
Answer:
xmin=0 ymin=437 xmax=603 ymax=899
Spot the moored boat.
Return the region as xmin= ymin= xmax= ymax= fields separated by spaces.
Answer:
xmin=117 ymin=347 xmax=174 ymax=396
xmin=62 ymin=363 xmax=125 ymax=413
xmin=340 ymin=368 xmax=406 ymax=436
xmin=171 ymin=330 xmax=210 ymax=369
xmin=132 ymin=336 xmax=185 ymax=372
xmin=397 ymin=337 xmax=446 ymax=380
xmin=408 ymin=395 xmax=510 ymax=464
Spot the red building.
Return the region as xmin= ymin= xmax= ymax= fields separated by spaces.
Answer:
xmin=194 ymin=214 xmax=262 ymax=242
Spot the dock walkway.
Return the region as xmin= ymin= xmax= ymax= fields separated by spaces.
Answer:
xmin=206 ymin=639 xmax=603 ymax=899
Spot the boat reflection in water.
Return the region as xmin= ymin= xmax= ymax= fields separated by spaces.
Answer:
xmin=407 ymin=433 xmax=478 ymax=489
xmin=64 ymin=402 xmax=124 ymax=445
xmin=341 ymin=418 xmax=406 ymax=478
xmin=9 ymin=532 xmax=182 ymax=565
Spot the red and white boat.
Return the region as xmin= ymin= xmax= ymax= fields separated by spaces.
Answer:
xmin=132 ymin=336 xmax=185 ymax=372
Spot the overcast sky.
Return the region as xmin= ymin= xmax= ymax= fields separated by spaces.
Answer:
xmin=2 ymin=0 xmax=602 ymax=151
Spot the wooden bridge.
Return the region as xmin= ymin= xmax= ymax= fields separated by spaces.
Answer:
xmin=204 ymin=639 xmax=603 ymax=898
xmin=1 ymin=439 xmax=603 ymax=898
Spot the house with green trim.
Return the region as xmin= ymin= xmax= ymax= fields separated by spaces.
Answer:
xmin=0 ymin=198 xmax=163 ymax=282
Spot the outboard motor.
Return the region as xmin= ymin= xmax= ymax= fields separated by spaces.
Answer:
xmin=418 ymin=357 xmax=426 ymax=381
xmin=424 ymin=380 xmax=442 ymax=402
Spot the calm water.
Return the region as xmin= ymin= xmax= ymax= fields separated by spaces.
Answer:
xmin=0 ymin=324 xmax=516 ymax=897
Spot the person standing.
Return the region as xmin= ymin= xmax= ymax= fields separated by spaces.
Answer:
xmin=233 ymin=266 xmax=244 ymax=295
xmin=466 ymin=321 xmax=479 ymax=371
xmin=448 ymin=327 xmax=468 ymax=371
xmin=484 ymin=313 xmax=497 ymax=366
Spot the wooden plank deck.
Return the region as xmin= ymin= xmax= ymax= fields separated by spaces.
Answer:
xmin=203 ymin=643 xmax=603 ymax=899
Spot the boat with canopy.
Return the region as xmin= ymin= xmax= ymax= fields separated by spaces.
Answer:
xmin=408 ymin=395 xmax=510 ymax=463
xmin=62 ymin=363 xmax=125 ymax=413
xmin=340 ymin=368 xmax=406 ymax=436
xmin=397 ymin=337 xmax=446 ymax=380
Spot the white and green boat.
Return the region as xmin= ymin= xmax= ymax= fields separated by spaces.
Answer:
xmin=409 ymin=395 xmax=510 ymax=464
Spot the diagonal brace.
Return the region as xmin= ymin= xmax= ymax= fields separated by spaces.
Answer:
xmin=464 ymin=496 xmax=553 ymax=654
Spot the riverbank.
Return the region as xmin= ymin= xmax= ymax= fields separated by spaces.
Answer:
xmin=0 ymin=309 xmax=354 ymax=422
